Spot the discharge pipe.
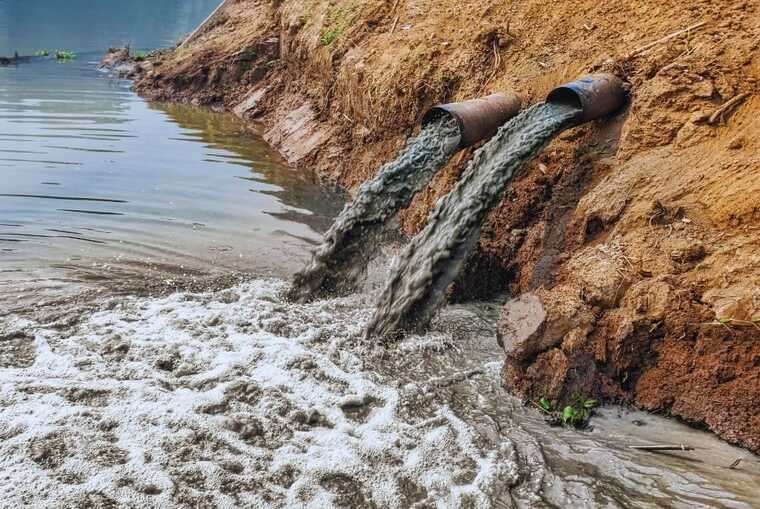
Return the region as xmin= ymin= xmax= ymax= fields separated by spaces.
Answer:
xmin=422 ymin=92 xmax=523 ymax=149
xmin=547 ymin=73 xmax=628 ymax=124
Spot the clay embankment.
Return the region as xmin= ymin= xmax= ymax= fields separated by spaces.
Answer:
xmin=134 ymin=0 xmax=759 ymax=451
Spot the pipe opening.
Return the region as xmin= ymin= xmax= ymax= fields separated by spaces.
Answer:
xmin=421 ymin=93 xmax=523 ymax=149
xmin=421 ymin=108 xmax=465 ymax=147
xmin=421 ymin=108 xmax=463 ymax=131
xmin=546 ymin=74 xmax=628 ymax=124
xmin=546 ymin=87 xmax=583 ymax=111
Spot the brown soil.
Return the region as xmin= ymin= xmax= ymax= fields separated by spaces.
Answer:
xmin=134 ymin=0 xmax=759 ymax=451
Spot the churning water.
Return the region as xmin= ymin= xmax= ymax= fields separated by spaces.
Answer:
xmin=289 ymin=116 xmax=460 ymax=302
xmin=1 ymin=2 xmax=758 ymax=508
xmin=366 ymin=103 xmax=579 ymax=340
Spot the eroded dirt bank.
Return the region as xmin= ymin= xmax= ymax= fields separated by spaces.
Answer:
xmin=134 ymin=0 xmax=759 ymax=451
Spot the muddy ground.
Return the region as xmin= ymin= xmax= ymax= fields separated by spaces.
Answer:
xmin=134 ymin=0 xmax=759 ymax=452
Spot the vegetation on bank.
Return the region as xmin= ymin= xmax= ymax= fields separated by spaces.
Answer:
xmin=536 ymin=394 xmax=597 ymax=428
xmin=30 ymin=49 xmax=76 ymax=61
xmin=55 ymin=50 xmax=76 ymax=60
xmin=319 ymin=2 xmax=358 ymax=45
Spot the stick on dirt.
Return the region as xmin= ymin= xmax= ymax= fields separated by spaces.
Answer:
xmin=390 ymin=16 xmax=400 ymax=34
xmin=708 ymin=92 xmax=750 ymax=124
xmin=629 ymin=444 xmax=696 ymax=452
xmin=625 ymin=21 xmax=707 ymax=59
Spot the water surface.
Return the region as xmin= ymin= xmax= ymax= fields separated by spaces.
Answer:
xmin=0 ymin=2 xmax=757 ymax=508
xmin=0 ymin=0 xmax=222 ymax=54
xmin=0 ymin=3 xmax=342 ymax=309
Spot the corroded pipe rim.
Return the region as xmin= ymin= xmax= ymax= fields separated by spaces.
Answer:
xmin=546 ymin=73 xmax=628 ymax=124
xmin=422 ymin=92 xmax=523 ymax=149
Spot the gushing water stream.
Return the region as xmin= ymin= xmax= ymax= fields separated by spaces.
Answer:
xmin=3 ymin=6 xmax=757 ymax=509
xmin=288 ymin=117 xmax=461 ymax=302
xmin=365 ymin=102 xmax=581 ymax=339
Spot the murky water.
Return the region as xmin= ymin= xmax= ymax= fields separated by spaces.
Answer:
xmin=1 ymin=2 xmax=758 ymax=508
xmin=367 ymin=103 xmax=580 ymax=339
xmin=0 ymin=5 xmax=343 ymax=313
xmin=289 ymin=116 xmax=460 ymax=302
xmin=3 ymin=282 xmax=758 ymax=508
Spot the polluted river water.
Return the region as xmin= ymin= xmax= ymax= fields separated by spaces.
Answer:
xmin=1 ymin=2 xmax=759 ymax=508
xmin=366 ymin=102 xmax=582 ymax=340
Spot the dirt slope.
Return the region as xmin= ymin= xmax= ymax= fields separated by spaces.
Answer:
xmin=135 ymin=0 xmax=759 ymax=451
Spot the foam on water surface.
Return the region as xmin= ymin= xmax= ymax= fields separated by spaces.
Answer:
xmin=0 ymin=279 xmax=518 ymax=508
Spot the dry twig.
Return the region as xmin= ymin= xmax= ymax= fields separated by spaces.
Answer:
xmin=389 ymin=0 xmax=401 ymax=33
xmin=708 ymin=92 xmax=750 ymax=125
xmin=625 ymin=21 xmax=707 ymax=60
xmin=629 ymin=444 xmax=695 ymax=452
xmin=390 ymin=16 xmax=400 ymax=34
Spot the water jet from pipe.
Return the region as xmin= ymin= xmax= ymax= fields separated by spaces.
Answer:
xmin=288 ymin=93 xmax=523 ymax=303
xmin=365 ymin=75 xmax=628 ymax=340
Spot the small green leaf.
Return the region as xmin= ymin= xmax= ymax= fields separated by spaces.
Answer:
xmin=583 ymin=399 xmax=597 ymax=409
xmin=538 ymin=397 xmax=552 ymax=412
xmin=563 ymin=406 xmax=575 ymax=423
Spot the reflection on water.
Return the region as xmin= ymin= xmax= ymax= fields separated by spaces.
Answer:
xmin=0 ymin=55 xmax=342 ymax=313
xmin=0 ymin=56 xmax=342 ymax=269
xmin=0 ymin=0 xmax=342 ymax=317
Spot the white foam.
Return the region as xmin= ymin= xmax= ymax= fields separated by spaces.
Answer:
xmin=0 ymin=279 xmax=516 ymax=508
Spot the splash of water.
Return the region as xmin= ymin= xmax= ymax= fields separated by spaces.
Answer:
xmin=288 ymin=117 xmax=461 ymax=302
xmin=365 ymin=103 xmax=581 ymax=340
xmin=0 ymin=280 xmax=519 ymax=508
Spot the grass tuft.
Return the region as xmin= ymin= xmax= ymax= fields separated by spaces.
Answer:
xmin=562 ymin=394 xmax=597 ymax=426
xmin=319 ymin=3 xmax=358 ymax=46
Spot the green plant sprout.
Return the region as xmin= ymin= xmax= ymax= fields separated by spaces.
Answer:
xmin=536 ymin=397 xmax=552 ymax=413
xmin=562 ymin=393 xmax=597 ymax=426
xmin=319 ymin=3 xmax=358 ymax=46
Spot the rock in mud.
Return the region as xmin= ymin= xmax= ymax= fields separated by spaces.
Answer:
xmin=498 ymin=287 xmax=594 ymax=362
xmin=99 ymin=47 xmax=149 ymax=79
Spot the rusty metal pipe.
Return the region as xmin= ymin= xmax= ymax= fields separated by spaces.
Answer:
xmin=421 ymin=92 xmax=523 ymax=149
xmin=547 ymin=73 xmax=627 ymax=124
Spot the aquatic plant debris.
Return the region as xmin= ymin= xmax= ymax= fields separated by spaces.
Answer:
xmin=366 ymin=102 xmax=581 ymax=339
xmin=289 ymin=116 xmax=461 ymax=302
xmin=0 ymin=279 xmax=517 ymax=508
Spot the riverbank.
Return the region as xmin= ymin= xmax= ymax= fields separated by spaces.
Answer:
xmin=134 ymin=0 xmax=759 ymax=452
